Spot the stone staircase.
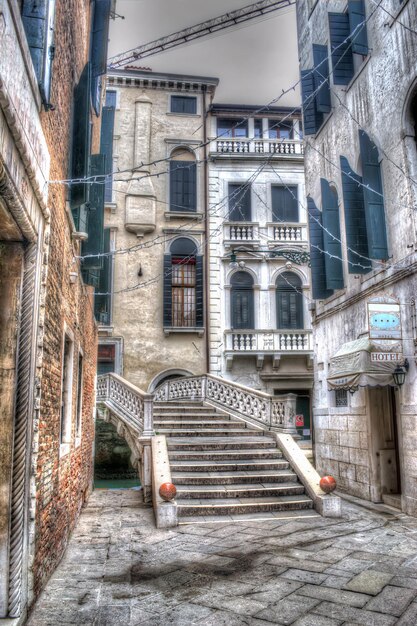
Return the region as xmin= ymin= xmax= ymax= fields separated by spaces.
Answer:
xmin=154 ymin=400 xmax=316 ymax=523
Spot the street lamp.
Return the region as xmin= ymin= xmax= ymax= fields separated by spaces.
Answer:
xmin=393 ymin=359 xmax=409 ymax=387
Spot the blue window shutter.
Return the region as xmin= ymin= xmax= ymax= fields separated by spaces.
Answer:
xmin=340 ymin=156 xmax=372 ymax=273
xmin=301 ymin=69 xmax=323 ymax=135
xmin=82 ymin=154 xmax=106 ymax=270
xmin=94 ymin=228 xmax=112 ymax=325
xmin=90 ymin=0 xmax=111 ymax=115
xmin=163 ymin=254 xmax=172 ymax=327
xmin=276 ymin=273 xmax=303 ymax=329
xmin=231 ymin=290 xmax=254 ymax=329
xmin=321 ymin=179 xmax=344 ymax=290
xmin=359 ymin=131 xmax=389 ymax=260
xmin=348 ymin=0 xmax=368 ymax=55
xmin=329 ymin=13 xmax=354 ymax=85
xmin=272 ymin=186 xmax=298 ymax=222
xmin=195 ymin=255 xmax=204 ymax=328
xmin=70 ymin=63 xmax=91 ymax=209
xmin=100 ymin=105 xmax=115 ymax=202
xmin=313 ymin=44 xmax=331 ymax=114
xmin=307 ymin=197 xmax=333 ymax=300
xmin=22 ymin=0 xmax=56 ymax=107
xmin=170 ymin=161 xmax=196 ymax=212
xmin=229 ymin=184 xmax=251 ymax=221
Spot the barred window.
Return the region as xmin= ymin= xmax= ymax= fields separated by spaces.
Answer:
xmin=335 ymin=389 xmax=348 ymax=407
xmin=172 ymin=258 xmax=196 ymax=327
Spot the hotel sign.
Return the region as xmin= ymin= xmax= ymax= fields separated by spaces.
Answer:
xmin=368 ymin=297 xmax=402 ymax=340
xmin=370 ymin=352 xmax=402 ymax=362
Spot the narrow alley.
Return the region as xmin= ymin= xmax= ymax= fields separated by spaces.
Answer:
xmin=27 ymin=489 xmax=417 ymax=626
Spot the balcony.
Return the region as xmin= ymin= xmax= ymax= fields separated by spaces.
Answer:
xmin=223 ymin=222 xmax=308 ymax=249
xmin=224 ymin=329 xmax=313 ymax=370
xmin=223 ymin=222 xmax=260 ymax=246
xmin=210 ymin=139 xmax=304 ymax=158
xmin=268 ymin=222 xmax=308 ymax=244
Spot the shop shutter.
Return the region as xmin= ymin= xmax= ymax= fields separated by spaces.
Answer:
xmin=348 ymin=0 xmax=368 ymax=55
xmin=358 ymin=131 xmax=389 ymax=260
xmin=321 ymin=178 xmax=344 ymax=290
xmin=272 ymin=186 xmax=298 ymax=222
xmin=307 ymin=197 xmax=334 ymax=300
xmin=313 ymin=44 xmax=331 ymax=114
xmin=70 ymin=63 xmax=91 ymax=209
xmin=82 ymin=154 xmax=106 ymax=270
xmin=22 ymin=0 xmax=56 ymax=106
xmin=329 ymin=12 xmax=354 ymax=85
xmin=229 ymin=183 xmax=251 ymax=221
xmin=340 ymin=156 xmax=372 ymax=273
xmin=195 ymin=255 xmax=204 ymax=328
xmin=301 ymin=69 xmax=323 ymax=135
xmin=100 ymin=105 xmax=115 ymax=202
xmin=163 ymin=254 xmax=172 ymax=326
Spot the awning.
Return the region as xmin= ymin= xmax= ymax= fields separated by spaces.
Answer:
xmin=327 ymin=337 xmax=402 ymax=390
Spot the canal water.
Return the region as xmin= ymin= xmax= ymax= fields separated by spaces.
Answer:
xmin=94 ymin=478 xmax=141 ymax=489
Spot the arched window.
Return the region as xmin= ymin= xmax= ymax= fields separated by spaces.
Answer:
xmin=169 ymin=148 xmax=196 ymax=212
xmin=276 ymin=272 xmax=303 ymax=329
xmin=231 ymin=271 xmax=254 ymax=329
xmin=163 ymin=238 xmax=203 ymax=329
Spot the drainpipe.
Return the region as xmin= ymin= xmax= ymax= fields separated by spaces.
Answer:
xmin=203 ymin=86 xmax=210 ymax=374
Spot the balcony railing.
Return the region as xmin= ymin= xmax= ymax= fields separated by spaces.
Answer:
xmin=212 ymin=139 xmax=304 ymax=156
xmin=223 ymin=222 xmax=259 ymax=244
xmin=225 ymin=329 xmax=313 ymax=353
xmin=270 ymin=223 xmax=308 ymax=243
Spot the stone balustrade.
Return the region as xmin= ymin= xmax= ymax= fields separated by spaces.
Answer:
xmin=225 ymin=329 xmax=313 ymax=353
xmin=212 ymin=139 xmax=304 ymax=156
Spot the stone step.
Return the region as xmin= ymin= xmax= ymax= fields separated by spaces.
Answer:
xmin=154 ymin=413 xmax=233 ymax=421
xmin=177 ymin=494 xmax=313 ymax=517
xmin=178 ymin=509 xmax=321 ymax=524
xmin=172 ymin=470 xmax=297 ymax=485
xmin=154 ymin=406 xmax=227 ymax=414
xmin=154 ymin=420 xmax=248 ymax=430
xmin=170 ymin=459 xmax=290 ymax=472
xmin=176 ymin=483 xmax=304 ymax=499
xmin=168 ymin=449 xmax=283 ymax=461
xmin=156 ymin=429 xmax=263 ymax=437
xmin=167 ymin=438 xmax=275 ymax=451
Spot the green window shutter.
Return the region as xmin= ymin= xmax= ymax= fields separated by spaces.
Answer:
xmin=163 ymin=254 xmax=172 ymax=327
xmin=301 ymin=69 xmax=323 ymax=135
xmin=90 ymin=0 xmax=111 ymax=115
xmin=277 ymin=273 xmax=303 ymax=329
xmin=340 ymin=156 xmax=372 ymax=273
xmin=171 ymin=96 xmax=197 ymax=114
xmin=82 ymin=154 xmax=106 ymax=270
xmin=71 ymin=204 xmax=88 ymax=234
xmin=348 ymin=0 xmax=368 ymax=55
xmin=329 ymin=13 xmax=354 ymax=85
xmin=170 ymin=161 xmax=196 ymax=212
xmin=195 ymin=255 xmax=204 ymax=328
xmin=232 ymin=290 xmax=254 ymax=329
xmin=313 ymin=44 xmax=331 ymax=114
xmin=321 ymin=179 xmax=344 ymax=290
xmin=272 ymin=186 xmax=298 ymax=222
xmin=229 ymin=184 xmax=251 ymax=221
xmin=358 ymin=131 xmax=389 ymax=260
xmin=70 ymin=63 xmax=91 ymax=209
xmin=100 ymin=105 xmax=115 ymax=202
xmin=307 ymin=196 xmax=334 ymax=300
xmin=94 ymin=228 xmax=112 ymax=324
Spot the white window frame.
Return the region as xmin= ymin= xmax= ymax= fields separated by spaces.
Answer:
xmin=60 ymin=325 xmax=74 ymax=457
xmin=75 ymin=347 xmax=84 ymax=447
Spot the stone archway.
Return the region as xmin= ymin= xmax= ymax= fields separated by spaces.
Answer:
xmin=95 ymin=411 xmax=141 ymax=487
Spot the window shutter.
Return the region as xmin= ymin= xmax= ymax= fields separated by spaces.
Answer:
xmin=232 ymin=290 xmax=254 ymax=329
xmin=307 ymin=197 xmax=334 ymax=300
xmin=329 ymin=13 xmax=354 ymax=85
xmin=195 ymin=255 xmax=204 ymax=328
xmin=22 ymin=0 xmax=56 ymax=106
xmin=90 ymin=0 xmax=111 ymax=115
xmin=229 ymin=184 xmax=251 ymax=221
xmin=313 ymin=44 xmax=331 ymax=114
xmin=100 ymin=105 xmax=115 ymax=203
xmin=321 ymin=178 xmax=344 ymax=290
xmin=170 ymin=161 xmax=196 ymax=212
xmin=163 ymin=254 xmax=172 ymax=327
xmin=340 ymin=156 xmax=372 ymax=273
xmin=82 ymin=154 xmax=106 ymax=270
xmin=358 ymin=131 xmax=389 ymax=260
xmin=301 ymin=69 xmax=323 ymax=135
xmin=186 ymin=162 xmax=197 ymax=211
xmin=70 ymin=64 xmax=91 ymax=209
xmin=272 ymin=186 xmax=298 ymax=222
xmin=348 ymin=0 xmax=368 ymax=55
xmin=94 ymin=228 xmax=112 ymax=324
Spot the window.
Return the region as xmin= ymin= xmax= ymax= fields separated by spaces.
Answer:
xmin=254 ymin=119 xmax=263 ymax=138
xmin=268 ymin=120 xmax=293 ymax=140
xmin=276 ymin=272 xmax=304 ymax=329
xmin=60 ymin=333 xmax=74 ymax=447
xmin=75 ymin=352 xmax=83 ymax=439
xmin=171 ymin=96 xmax=197 ymax=114
xmin=163 ymin=238 xmax=204 ymax=329
xmin=335 ymin=389 xmax=348 ymax=407
xmin=105 ymin=90 xmax=117 ymax=108
xmin=97 ymin=343 xmax=116 ymax=374
xmin=217 ymin=118 xmax=248 ymax=138
xmin=169 ymin=148 xmax=197 ymax=212
xmin=272 ymin=186 xmax=298 ymax=222
xmin=231 ymin=272 xmax=254 ymax=329
xmin=228 ymin=183 xmax=251 ymax=221
xmin=94 ymin=229 xmax=113 ymax=325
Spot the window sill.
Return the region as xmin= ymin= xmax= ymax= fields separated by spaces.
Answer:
xmin=75 ymin=436 xmax=81 ymax=449
xmin=59 ymin=443 xmax=71 ymax=459
xmin=164 ymin=327 xmax=205 ymax=337
xmin=164 ymin=211 xmax=203 ymax=221
xmin=166 ymin=112 xmax=201 ymax=118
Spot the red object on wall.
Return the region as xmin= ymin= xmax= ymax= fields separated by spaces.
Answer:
xmin=320 ymin=476 xmax=337 ymax=493
xmin=295 ymin=414 xmax=304 ymax=427
xmin=159 ymin=482 xmax=177 ymax=501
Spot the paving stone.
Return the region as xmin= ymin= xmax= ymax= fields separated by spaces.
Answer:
xmin=345 ymin=570 xmax=393 ymax=595
xmin=292 ymin=615 xmax=343 ymax=626
xmin=313 ymin=601 xmax=397 ymax=625
xmin=95 ymin=606 xmax=131 ymax=626
xmin=396 ymin=601 xmax=417 ymax=626
xmin=297 ymin=583 xmax=371 ymax=607
xmin=390 ymin=575 xmax=417 ymax=589
xmin=321 ymin=575 xmax=353 ymax=589
xmin=255 ymin=595 xmax=320 ymax=624
xmin=280 ymin=568 xmax=328 ymax=585
xmin=365 ymin=585 xmax=416 ymax=616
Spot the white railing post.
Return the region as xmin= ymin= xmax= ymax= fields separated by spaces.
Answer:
xmin=142 ymin=394 xmax=154 ymax=437
xmin=201 ymin=375 xmax=207 ymax=402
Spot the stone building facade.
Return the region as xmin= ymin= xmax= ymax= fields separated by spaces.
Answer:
xmin=297 ymin=0 xmax=417 ymax=514
xmin=207 ymin=104 xmax=313 ymax=436
xmin=0 ymin=0 xmax=113 ymax=619
xmin=97 ymin=69 xmax=218 ymax=392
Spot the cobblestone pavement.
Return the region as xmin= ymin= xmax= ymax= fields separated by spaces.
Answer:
xmin=27 ymin=489 xmax=417 ymax=626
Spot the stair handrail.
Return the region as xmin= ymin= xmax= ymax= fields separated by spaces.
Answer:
xmin=96 ymin=372 xmax=154 ymax=436
xmin=154 ymin=373 xmax=297 ymax=434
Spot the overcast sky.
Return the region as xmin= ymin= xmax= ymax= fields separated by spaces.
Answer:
xmin=108 ymin=0 xmax=300 ymax=107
